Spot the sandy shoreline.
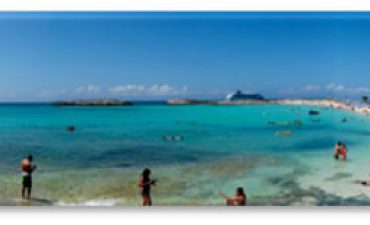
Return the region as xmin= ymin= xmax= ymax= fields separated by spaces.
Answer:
xmin=166 ymin=98 xmax=370 ymax=117
xmin=274 ymin=99 xmax=370 ymax=117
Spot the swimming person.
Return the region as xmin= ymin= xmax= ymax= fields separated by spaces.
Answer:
xmin=219 ymin=187 xmax=247 ymax=206
xmin=139 ymin=168 xmax=157 ymax=206
xmin=162 ymin=135 xmax=184 ymax=141
xmin=334 ymin=141 xmax=347 ymax=160
xmin=355 ymin=179 xmax=370 ymax=186
xmin=67 ymin=125 xmax=75 ymax=132
xmin=21 ymin=155 xmax=37 ymax=200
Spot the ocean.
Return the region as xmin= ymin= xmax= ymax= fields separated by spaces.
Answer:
xmin=1 ymin=103 xmax=370 ymax=206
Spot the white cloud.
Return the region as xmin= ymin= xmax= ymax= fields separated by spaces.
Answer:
xmin=325 ymin=83 xmax=345 ymax=92
xmin=147 ymin=84 xmax=174 ymax=95
xmin=73 ymin=85 xmax=101 ymax=94
xmin=37 ymin=84 xmax=188 ymax=100
xmin=353 ymin=87 xmax=370 ymax=94
xmin=324 ymin=83 xmax=370 ymax=95
xmin=305 ymin=85 xmax=321 ymax=91
xmin=109 ymin=84 xmax=145 ymax=95
xmin=109 ymin=84 xmax=188 ymax=96
xmin=181 ymin=86 xmax=189 ymax=94
xmin=299 ymin=83 xmax=370 ymax=96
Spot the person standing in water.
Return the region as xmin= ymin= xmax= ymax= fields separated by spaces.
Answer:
xmin=219 ymin=187 xmax=247 ymax=206
xmin=334 ymin=141 xmax=347 ymax=160
xmin=139 ymin=168 xmax=156 ymax=206
xmin=21 ymin=155 xmax=37 ymax=200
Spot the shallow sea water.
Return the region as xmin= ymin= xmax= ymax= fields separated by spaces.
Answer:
xmin=1 ymin=104 xmax=370 ymax=206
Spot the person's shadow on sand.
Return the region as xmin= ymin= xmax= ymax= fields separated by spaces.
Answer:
xmin=20 ymin=197 xmax=54 ymax=206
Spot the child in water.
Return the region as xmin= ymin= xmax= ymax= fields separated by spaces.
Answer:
xmin=334 ymin=141 xmax=347 ymax=160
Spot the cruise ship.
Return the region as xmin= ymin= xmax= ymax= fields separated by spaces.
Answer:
xmin=226 ymin=90 xmax=264 ymax=101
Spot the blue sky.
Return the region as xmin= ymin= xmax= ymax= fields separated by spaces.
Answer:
xmin=1 ymin=12 xmax=370 ymax=101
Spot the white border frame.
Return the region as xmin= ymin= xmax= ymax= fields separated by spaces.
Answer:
xmin=0 ymin=0 xmax=370 ymax=11
xmin=1 ymin=1 xmax=370 ymax=224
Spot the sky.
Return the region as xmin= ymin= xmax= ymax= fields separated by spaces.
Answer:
xmin=1 ymin=12 xmax=370 ymax=101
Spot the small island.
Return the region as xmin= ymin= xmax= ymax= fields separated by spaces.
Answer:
xmin=54 ymin=99 xmax=133 ymax=106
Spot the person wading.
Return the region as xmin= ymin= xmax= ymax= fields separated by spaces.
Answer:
xmin=139 ymin=168 xmax=157 ymax=206
xmin=21 ymin=155 xmax=37 ymax=200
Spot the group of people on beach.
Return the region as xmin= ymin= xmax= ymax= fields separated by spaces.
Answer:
xmin=20 ymin=155 xmax=246 ymax=206
xmin=21 ymin=138 xmax=370 ymax=206
xmin=21 ymin=139 xmax=369 ymax=205
xmin=20 ymin=140 xmax=370 ymax=206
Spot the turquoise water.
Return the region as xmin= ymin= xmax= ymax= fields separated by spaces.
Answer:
xmin=1 ymin=104 xmax=370 ymax=206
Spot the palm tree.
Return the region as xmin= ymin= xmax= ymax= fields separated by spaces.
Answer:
xmin=362 ymin=95 xmax=368 ymax=104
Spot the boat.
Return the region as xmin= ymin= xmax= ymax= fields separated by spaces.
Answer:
xmin=225 ymin=90 xmax=264 ymax=101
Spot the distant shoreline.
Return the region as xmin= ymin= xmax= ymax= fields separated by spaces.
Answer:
xmin=166 ymin=98 xmax=370 ymax=117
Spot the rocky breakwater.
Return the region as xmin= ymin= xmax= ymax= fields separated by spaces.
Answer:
xmin=166 ymin=99 xmax=218 ymax=105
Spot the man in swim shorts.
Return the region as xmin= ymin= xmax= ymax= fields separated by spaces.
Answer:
xmin=21 ymin=155 xmax=37 ymax=200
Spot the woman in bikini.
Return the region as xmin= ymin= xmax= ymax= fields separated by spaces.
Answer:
xmin=219 ymin=187 xmax=247 ymax=206
xmin=139 ymin=168 xmax=157 ymax=206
